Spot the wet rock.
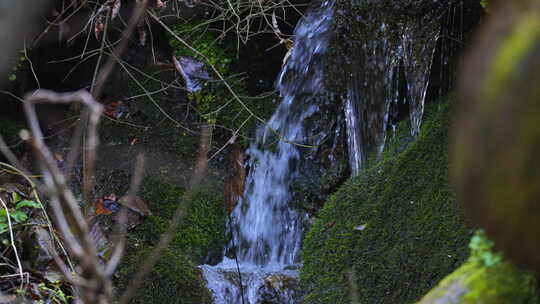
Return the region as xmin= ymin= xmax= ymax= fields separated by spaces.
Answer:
xmin=301 ymin=103 xmax=471 ymax=304
xmin=257 ymin=273 xmax=298 ymax=304
xmin=327 ymin=0 xmax=482 ymax=164
xmin=201 ymin=258 xmax=300 ymax=304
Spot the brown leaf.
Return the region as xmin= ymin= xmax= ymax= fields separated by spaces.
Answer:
xmin=104 ymin=101 xmax=129 ymax=119
xmin=225 ymin=145 xmax=246 ymax=213
xmin=118 ymin=195 xmax=151 ymax=216
xmin=95 ymin=198 xmax=113 ymax=216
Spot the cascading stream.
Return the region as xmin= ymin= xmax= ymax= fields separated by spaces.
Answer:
xmin=200 ymin=1 xmax=336 ymax=303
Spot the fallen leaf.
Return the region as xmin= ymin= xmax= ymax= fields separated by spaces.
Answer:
xmin=172 ymin=56 xmax=210 ymax=92
xmin=95 ymin=198 xmax=113 ymax=216
xmin=104 ymin=101 xmax=129 ymax=119
xmin=118 ymin=195 xmax=151 ymax=216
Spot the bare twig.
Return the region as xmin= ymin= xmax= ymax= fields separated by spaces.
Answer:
xmin=92 ymin=0 xmax=149 ymax=98
xmin=0 ymin=196 xmax=25 ymax=290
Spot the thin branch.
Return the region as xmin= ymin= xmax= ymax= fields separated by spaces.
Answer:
xmin=0 ymin=196 xmax=25 ymax=290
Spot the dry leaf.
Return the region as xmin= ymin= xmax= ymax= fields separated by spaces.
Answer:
xmin=104 ymin=101 xmax=129 ymax=119
xmin=172 ymin=56 xmax=210 ymax=92
xmin=118 ymin=195 xmax=151 ymax=216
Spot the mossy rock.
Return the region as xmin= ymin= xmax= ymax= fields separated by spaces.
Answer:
xmin=300 ymin=102 xmax=471 ymax=303
xmin=134 ymin=181 xmax=227 ymax=265
xmin=116 ymin=247 xmax=212 ymax=304
xmin=454 ymin=1 xmax=540 ymax=272
xmin=417 ymin=231 xmax=539 ymax=304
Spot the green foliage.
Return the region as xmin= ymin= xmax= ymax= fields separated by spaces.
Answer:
xmin=469 ymin=229 xmax=503 ymax=267
xmin=37 ymin=282 xmax=72 ymax=304
xmin=16 ymin=200 xmax=42 ymax=209
xmin=0 ymin=198 xmax=41 ymax=231
xmin=480 ymin=0 xmax=488 ymax=9
xmin=169 ymin=22 xmax=266 ymax=140
xmin=301 ymin=102 xmax=471 ymax=304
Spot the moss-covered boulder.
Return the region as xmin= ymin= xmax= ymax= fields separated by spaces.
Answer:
xmin=116 ymin=247 xmax=212 ymax=304
xmin=135 ymin=182 xmax=227 ymax=265
xmin=115 ymin=182 xmax=227 ymax=303
xmin=417 ymin=231 xmax=539 ymax=304
xmin=454 ymin=1 xmax=540 ymax=273
xmin=300 ymin=103 xmax=471 ymax=303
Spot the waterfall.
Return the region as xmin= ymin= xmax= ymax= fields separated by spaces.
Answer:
xmin=200 ymin=1 xmax=336 ymax=303
xmin=345 ymin=84 xmax=363 ymax=176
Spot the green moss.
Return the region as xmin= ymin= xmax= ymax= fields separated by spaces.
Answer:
xmin=115 ymin=181 xmax=226 ymax=303
xmin=417 ymin=231 xmax=539 ymax=304
xmin=170 ymin=23 xmax=231 ymax=75
xmin=134 ymin=181 xmax=227 ymax=264
xmin=300 ymin=102 xmax=471 ymax=303
xmin=168 ymin=22 xmax=270 ymax=142
xmin=116 ymin=247 xmax=212 ymax=304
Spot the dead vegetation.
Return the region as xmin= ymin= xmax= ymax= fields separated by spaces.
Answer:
xmin=0 ymin=0 xmax=304 ymax=302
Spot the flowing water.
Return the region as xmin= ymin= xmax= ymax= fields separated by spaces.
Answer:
xmin=200 ymin=1 xmax=336 ymax=303
xmin=201 ymin=0 xmax=447 ymax=301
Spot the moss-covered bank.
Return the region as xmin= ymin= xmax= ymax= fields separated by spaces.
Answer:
xmin=134 ymin=182 xmax=227 ymax=265
xmin=300 ymin=102 xmax=471 ymax=303
xmin=116 ymin=247 xmax=212 ymax=304
xmin=114 ymin=182 xmax=227 ymax=303
xmin=418 ymin=230 xmax=539 ymax=304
